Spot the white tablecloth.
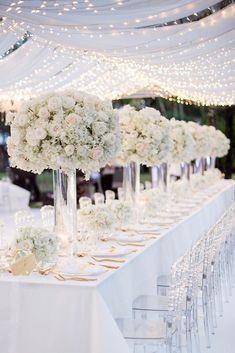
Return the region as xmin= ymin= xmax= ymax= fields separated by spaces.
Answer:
xmin=0 ymin=181 xmax=234 ymax=353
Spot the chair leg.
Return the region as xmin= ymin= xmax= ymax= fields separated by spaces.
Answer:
xmin=202 ymin=287 xmax=211 ymax=348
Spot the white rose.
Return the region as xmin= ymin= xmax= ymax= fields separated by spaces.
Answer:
xmin=64 ymin=145 xmax=74 ymax=156
xmin=36 ymin=128 xmax=47 ymax=140
xmin=13 ymin=113 xmax=29 ymax=127
xmin=26 ymin=129 xmax=39 ymax=146
xmin=90 ymin=147 xmax=103 ymax=160
xmin=93 ymin=122 xmax=107 ymax=135
xmin=48 ymin=123 xmax=63 ymax=137
xmin=62 ymin=96 xmax=75 ymax=109
xmin=11 ymin=128 xmax=23 ymax=145
xmin=5 ymin=111 xmax=15 ymax=124
xmin=7 ymin=137 xmax=16 ymax=154
xmin=48 ymin=96 xmax=62 ymax=112
xmin=38 ymin=107 xmax=50 ymax=119
xmin=65 ymin=113 xmax=80 ymax=125
xmin=136 ymin=142 xmax=148 ymax=155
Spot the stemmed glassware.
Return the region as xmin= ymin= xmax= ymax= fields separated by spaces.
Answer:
xmin=40 ymin=205 xmax=54 ymax=232
xmin=105 ymin=190 xmax=115 ymax=204
xmin=14 ymin=210 xmax=35 ymax=231
xmin=94 ymin=192 xmax=105 ymax=205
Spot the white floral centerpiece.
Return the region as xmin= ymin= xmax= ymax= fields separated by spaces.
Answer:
xmin=187 ymin=122 xmax=213 ymax=159
xmin=169 ymin=119 xmax=196 ymax=163
xmin=209 ymin=127 xmax=230 ymax=158
xmin=116 ymin=105 xmax=171 ymax=204
xmin=6 ymin=90 xmax=120 ymax=251
xmin=190 ymin=168 xmax=223 ymax=190
xmin=14 ymin=227 xmax=58 ymax=263
xmin=6 ymin=90 xmax=120 ymax=176
xmin=139 ymin=188 xmax=168 ymax=217
xmin=116 ymin=105 xmax=171 ymax=166
xmin=110 ymin=200 xmax=132 ymax=227
xmin=78 ymin=204 xmax=115 ymax=240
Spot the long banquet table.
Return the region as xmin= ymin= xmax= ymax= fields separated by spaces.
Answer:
xmin=0 ymin=180 xmax=235 ymax=353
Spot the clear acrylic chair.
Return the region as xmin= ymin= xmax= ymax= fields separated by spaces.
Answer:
xmin=117 ymin=255 xmax=189 ymax=353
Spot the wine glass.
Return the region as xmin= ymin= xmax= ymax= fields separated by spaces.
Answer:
xmin=105 ymin=190 xmax=115 ymax=204
xmin=79 ymin=196 xmax=92 ymax=209
xmin=118 ymin=187 xmax=125 ymax=201
xmin=94 ymin=193 xmax=104 ymax=205
xmin=14 ymin=210 xmax=34 ymax=230
xmin=40 ymin=205 xmax=54 ymax=231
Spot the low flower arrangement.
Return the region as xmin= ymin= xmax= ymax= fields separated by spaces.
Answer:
xmin=78 ymin=204 xmax=115 ymax=236
xmin=110 ymin=200 xmax=133 ymax=227
xmin=14 ymin=227 xmax=58 ymax=263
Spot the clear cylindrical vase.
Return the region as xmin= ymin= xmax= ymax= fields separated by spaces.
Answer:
xmin=53 ymin=169 xmax=77 ymax=244
xmin=123 ymin=161 xmax=140 ymax=205
xmin=201 ymin=157 xmax=207 ymax=175
xmin=208 ymin=157 xmax=216 ymax=169
xmin=161 ymin=162 xmax=168 ymax=192
xmin=180 ymin=162 xmax=190 ymax=181
xmin=151 ymin=165 xmax=161 ymax=188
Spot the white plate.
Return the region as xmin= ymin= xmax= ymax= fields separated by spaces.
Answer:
xmin=112 ymin=233 xmax=146 ymax=243
xmin=133 ymin=223 xmax=161 ymax=232
xmin=59 ymin=263 xmax=104 ymax=276
xmin=90 ymin=247 xmax=129 ymax=258
xmin=155 ymin=218 xmax=175 ymax=225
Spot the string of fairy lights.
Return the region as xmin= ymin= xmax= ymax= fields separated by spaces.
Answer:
xmin=0 ymin=0 xmax=234 ymax=107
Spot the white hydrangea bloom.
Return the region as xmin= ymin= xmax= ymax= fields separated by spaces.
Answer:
xmin=15 ymin=227 xmax=58 ymax=262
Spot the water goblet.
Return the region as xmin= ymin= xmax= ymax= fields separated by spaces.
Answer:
xmin=105 ymin=190 xmax=115 ymax=204
xmin=94 ymin=193 xmax=105 ymax=205
xmin=79 ymin=196 xmax=92 ymax=209
xmin=40 ymin=205 xmax=54 ymax=231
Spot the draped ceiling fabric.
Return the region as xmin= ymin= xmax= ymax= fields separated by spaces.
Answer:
xmin=0 ymin=0 xmax=234 ymax=107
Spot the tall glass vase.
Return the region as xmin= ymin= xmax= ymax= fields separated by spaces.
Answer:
xmin=208 ymin=157 xmax=216 ymax=169
xmin=161 ymin=162 xmax=168 ymax=192
xmin=123 ymin=162 xmax=140 ymax=205
xmin=201 ymin=157 xmax=207 ymax=175
xmin=180 ymin=162 xmax=190 ymax=181
xmin=53 ymin=169 xmax=77 ymax=244
xmin=151 ymin=165 xmax=161 ymax=188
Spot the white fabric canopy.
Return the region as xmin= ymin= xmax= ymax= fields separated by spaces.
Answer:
xmin=0 ymin=1 xmax=234 ymax=105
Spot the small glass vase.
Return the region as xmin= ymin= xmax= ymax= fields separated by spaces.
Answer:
xmin=53 ymin=169 xmax=77 ymax=245
xmin=123 ymin=161 xmax=140 ymax=205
